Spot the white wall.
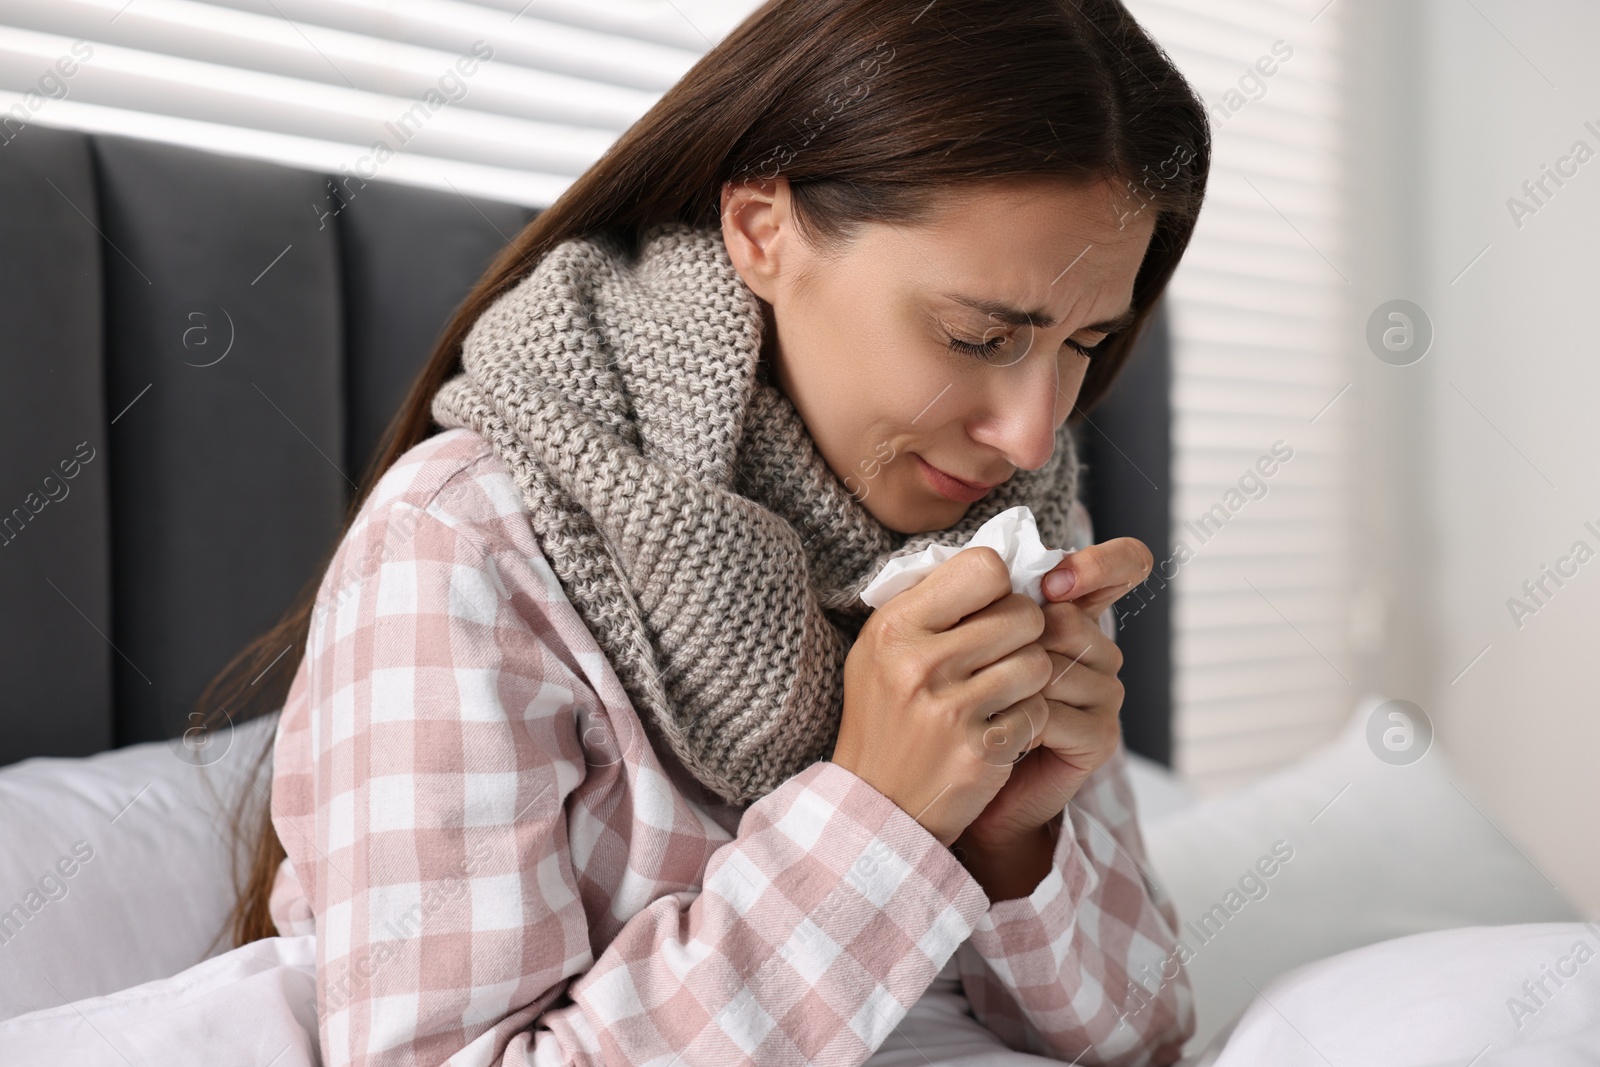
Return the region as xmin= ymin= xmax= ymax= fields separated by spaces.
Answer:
xmin=1346 ymin=0 xmax=1600 ymax=918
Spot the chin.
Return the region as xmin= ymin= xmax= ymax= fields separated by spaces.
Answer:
xmin=867 ymin=492 xmax=969 ymax=535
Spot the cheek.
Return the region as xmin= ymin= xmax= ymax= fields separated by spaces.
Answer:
xmin=819 ymin=357 xmax=959 ymax=506
xmin=777 ymin=300 xmax=922 ymax=474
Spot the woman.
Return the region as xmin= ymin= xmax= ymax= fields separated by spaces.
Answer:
xmin=205 ymin=0 xmax=1210 ymax=1063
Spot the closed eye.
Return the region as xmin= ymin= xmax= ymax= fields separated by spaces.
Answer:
xmin=947 ymin=334 xmax=1007 ymax=359
xmin=943 ymin=325 xmax=1110 ymax=362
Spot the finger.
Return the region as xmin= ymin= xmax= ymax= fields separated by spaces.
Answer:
xmin=1039 ymin=601 xmax=1123 ymax=672
xmin=1039 ymin=651 xmax=1124 ymax=711
xmin=1071 ymin=581 xmax=1141 ymax=624
xmin=1041 ymin=537 xmax=1153 ymax=606
xmin=967 ymin=693 xmax=1048 ymax=768
xmin=1027 ymin=698 xmax=1123 ymax=764
xmin=964 ymin=641 xmax=1053 ymax=719
xmin=892 ymin=545 xmax=1015 ymax=633
xmin=927 ymin=591 xmax=1045 ymax=677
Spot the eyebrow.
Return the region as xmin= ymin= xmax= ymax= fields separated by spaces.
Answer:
xmin=939 ymin=293 xmax=1138 ymax=335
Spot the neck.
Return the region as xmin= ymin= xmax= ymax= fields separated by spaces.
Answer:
xmin=755 ymin=301 xmax=779 ymax=385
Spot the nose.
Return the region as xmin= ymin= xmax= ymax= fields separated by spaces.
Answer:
xmin=968 ymin=350 xmax=1062 ymax=471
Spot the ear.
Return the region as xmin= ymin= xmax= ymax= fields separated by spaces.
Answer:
xmin=719 ymin=176 xmax=791 ymax=304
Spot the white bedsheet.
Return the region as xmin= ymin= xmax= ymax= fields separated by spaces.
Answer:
xmin=8 ymin=922 xmax=1598 ymax=1065
xmin=0 ymin=934 xmax=320 ymax=1066
xmin=0 ymin=945 xmax=1110 ymax=1066
xmin=869 ymin=955 xmax=1119 ymax=1067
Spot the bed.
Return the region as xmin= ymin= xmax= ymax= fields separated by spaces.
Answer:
xmin=1 ymin=128 xmax=1593 ymax=1065
xmin=0 ymin=693 xmax=1591 ymax=1064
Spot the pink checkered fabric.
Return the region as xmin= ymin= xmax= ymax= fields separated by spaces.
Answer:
xmin=269 ymin=427 xmax=1195 ymax=1067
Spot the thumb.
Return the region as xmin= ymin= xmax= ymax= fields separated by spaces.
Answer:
xmin=1041 ymin=537 xmax=1153 ymax=608
xmin=1043 ymin=561 xmax=1076 ymax=601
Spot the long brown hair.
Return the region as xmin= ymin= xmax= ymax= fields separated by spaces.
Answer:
xmin=205 ymin=0 xmax=1210 ymax=949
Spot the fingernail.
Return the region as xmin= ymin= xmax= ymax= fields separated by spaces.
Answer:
xmin=1045 ymin=570 xmax=1075 ymax=599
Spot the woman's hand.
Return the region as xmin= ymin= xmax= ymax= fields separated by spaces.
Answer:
xmin=832 ymin=546 xmax=1054 ymax=847
xmin=952 ymin=537 xmax=1153 ymax=898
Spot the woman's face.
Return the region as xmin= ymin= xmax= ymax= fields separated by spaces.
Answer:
xmin=720 ymin=175 xmax=1158 ymax=534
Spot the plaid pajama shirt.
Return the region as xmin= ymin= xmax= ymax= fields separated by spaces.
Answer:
xmin=269 ymin=427 xmax=1195 ymax=1067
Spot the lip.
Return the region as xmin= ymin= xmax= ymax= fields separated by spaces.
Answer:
xmin=914 ymin=454 xmax=1005 ymax=503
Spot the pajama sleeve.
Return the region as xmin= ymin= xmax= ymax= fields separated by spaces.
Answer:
xmin=283 ymin=488 xmax=993 ymax=1067
xmin=954 ymin=742 xmax=1196 ymax=1066
xmin=952 ymin=501 xmax=1196 ymax=1066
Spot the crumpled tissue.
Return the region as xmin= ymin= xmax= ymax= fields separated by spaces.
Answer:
xmin=860 ymin=505 xmax=1073 ymax=610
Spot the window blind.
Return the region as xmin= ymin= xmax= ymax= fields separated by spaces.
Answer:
xmin=1124 ymin=0 xmax=1353 ymax=795
xmin=0 ymin=0 xmax=759 ymax=204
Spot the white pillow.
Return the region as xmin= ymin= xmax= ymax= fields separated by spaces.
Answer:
xmin=0 ymin=933 xmax=319 ymax=1067
xmin=1203 ymin=921 xmax=1600 ymax=1067
xmin=1124 ymin=748 xmax=1198 ymax=822
xmin=1142 ymin=693 xmax=1583 ymax=1056
xmin=0 ymin=713 xmax=277 ymax=1020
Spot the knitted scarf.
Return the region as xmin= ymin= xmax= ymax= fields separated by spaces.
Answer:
xmin=429 ymin=220 xmax=1083 ymax=806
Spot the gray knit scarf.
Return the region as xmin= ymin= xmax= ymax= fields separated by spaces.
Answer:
xmin=429 ymin=220 xmax=1083 ymax=806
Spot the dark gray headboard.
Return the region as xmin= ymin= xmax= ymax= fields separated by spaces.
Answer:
xmin=1077 ymin=304 xmax=1174 ymax=767
xmin=0 ymin=126 xmax=1173 ymax=769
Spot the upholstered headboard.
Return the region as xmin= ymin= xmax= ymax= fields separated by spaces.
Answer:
xmin=0 ymin=126 xmax=1173 ymax=769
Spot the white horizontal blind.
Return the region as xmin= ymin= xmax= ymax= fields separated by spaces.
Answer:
xmin=1124 ymin=0 xmax=1353 ymax=795
xmin=0 ymin=0 xmax=762 ymax=205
